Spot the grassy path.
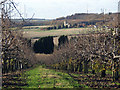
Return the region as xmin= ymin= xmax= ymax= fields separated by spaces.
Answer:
xmin=22 ymin=66 xmax=81 ymax=88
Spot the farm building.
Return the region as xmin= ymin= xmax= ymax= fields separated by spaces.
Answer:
xmin=64 ymin=20 xmax=70 ymax=28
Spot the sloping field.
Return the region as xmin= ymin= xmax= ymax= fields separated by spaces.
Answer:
xmin=23 ymin=27 xmax=107 ymax=38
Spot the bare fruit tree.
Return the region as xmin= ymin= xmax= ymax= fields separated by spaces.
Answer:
xmin=50 ymin=29 xmax=120 ymax=81
xmin=1 ymin=0 xmax=37 ymax=74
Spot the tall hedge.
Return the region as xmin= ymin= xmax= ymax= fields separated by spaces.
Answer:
xmin=33 ymin=36 xmax=54 ymax=54
xmin=58 ymin=35 xmax=68 ymax=47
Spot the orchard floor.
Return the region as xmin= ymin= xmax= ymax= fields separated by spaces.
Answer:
xmin=2 ymin=65 xmax=120 ymax=89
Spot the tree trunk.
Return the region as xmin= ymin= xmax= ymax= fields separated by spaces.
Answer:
xmin=3 ymin=63 xmax=5 ymax=74
xmin=8 ymin=60 xmax=11 ymax=72
xmin=12 ymin=64 xmax=14 ymax=72
xmin=91 ymin=61 xmax=95 ymax=74
xmin=78 ymin=62 xmax=83 ymax=72
xmin=101 ymin=70 xmax=106 ymax=77
xmin=16 ymin=60 xmax=19 ymax=70
xmin=4 ymin=61 xmax=8 ymax=73
xmin=67 ymin=64 xmax=69 ymax=70
xmin=112 ymin=61 xmax=115 ymax=81
xmin=92 ymin=70 xmax=95 ymax=74
xmin=20 ymin=63 xmax=22 ymax=71
xmin=74 ymin=64 xmax=78 ymax=72
xmin=71 ymin=64 xmax=74 ymax=72
xmin=101 ymin=64 xmax=106 ymax=77
xmin=15 ymin=60 xmax=17 ymax=70
xmin=84 ymin=60 xmax=88 ymax=73
xmin=112 ymin=61 xmax=119 ymax=81
xmin=19 ymin=61 xmax=21 ymax=71
xmin=115 ymin=63 xmax=119 ymax=81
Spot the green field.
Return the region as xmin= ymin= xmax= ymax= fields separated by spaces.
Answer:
xmin=22 ymin=26 xmax=110 ymax=38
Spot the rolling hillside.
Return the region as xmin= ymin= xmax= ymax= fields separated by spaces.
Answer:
xmin=53 ymin=13 xmax=118 ymax=27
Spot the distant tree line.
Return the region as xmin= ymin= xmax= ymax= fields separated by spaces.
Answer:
xmin=46 ymin=24 xmax=83 ymax=30
xmin=45 ymin=21 xmax=98 ymax=30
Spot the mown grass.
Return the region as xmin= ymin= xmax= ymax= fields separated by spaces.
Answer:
xmin=22 ymin=65 xmax=82 ymax=88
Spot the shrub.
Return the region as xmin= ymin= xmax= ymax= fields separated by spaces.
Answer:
xmin=58 ymin=25 xmax=62 ymax=29
xmin=53 ymin=26 xmax=57 ymax=29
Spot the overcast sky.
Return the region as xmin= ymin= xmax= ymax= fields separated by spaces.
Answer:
xmin=13 ymin=0 xmax=119 ymax=19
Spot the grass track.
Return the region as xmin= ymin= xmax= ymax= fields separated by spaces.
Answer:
xmin=22 ymin=66 xmax=82 ymax=88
